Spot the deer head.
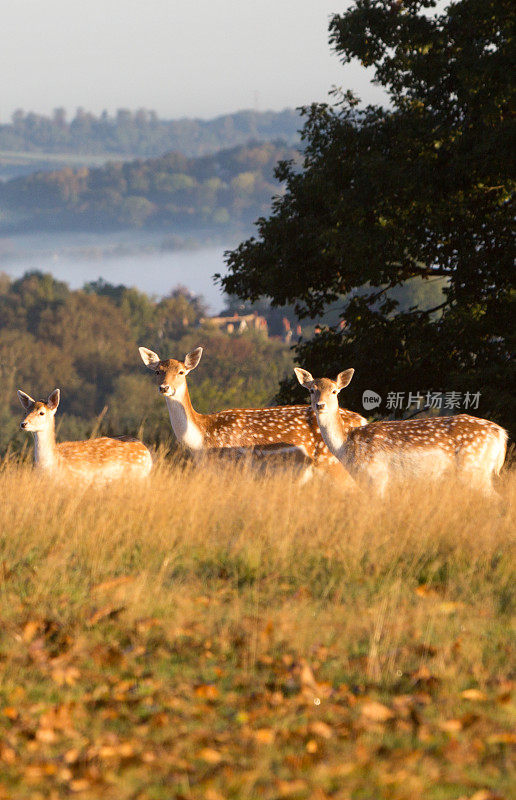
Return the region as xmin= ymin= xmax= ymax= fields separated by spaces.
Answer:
xmin=139 ymin=346 xmax=203 ymax=398
xmin=294 ymin=368 xmax=354 ymax=415
xmin=18 ymin=389 xmax=60 ymax=432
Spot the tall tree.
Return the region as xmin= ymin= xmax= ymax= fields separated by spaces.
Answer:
xmin=221 ymin=0 xmax=515 ymax=434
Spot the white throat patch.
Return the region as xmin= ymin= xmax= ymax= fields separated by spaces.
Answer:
xmin=165 ymin=396 xmax=204 ymax=450
xmin=315 ymin=409 xmax=347 ymax=460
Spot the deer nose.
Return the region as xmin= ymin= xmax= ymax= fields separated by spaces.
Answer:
xmin=316 ymin=401 xmax=326 ymax=411
xmin=159 ymin=384 xmax=170 ymax=394
xmin=20 ymin=421 xmax=27 ymax=429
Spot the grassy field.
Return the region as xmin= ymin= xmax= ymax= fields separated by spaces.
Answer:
xmin=0 ymin=457 xmax=514 ymax=800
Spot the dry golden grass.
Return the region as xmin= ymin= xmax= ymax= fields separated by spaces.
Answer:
xmin=0 ymin=457 xmax=514 ymax=800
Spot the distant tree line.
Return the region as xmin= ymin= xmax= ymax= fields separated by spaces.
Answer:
xmin=0 ymin=142 xmax=299 ymax=233
xmin=0 ymin=108 xmax=301 ymax=158
xmin=0 ymin=272 xmax=293 ymax=456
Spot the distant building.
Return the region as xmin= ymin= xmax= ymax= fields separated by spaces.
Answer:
xmin=201 ymin=311 xmax=268 ymax=336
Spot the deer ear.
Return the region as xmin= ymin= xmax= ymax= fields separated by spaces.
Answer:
xmin=17 ymin=390 xmax=35 ymax=410
xmin=184 ymin=347 xmax=203 ymax=372
xmin=294 ymin=367 xmax=314 ymax=387
xmin=336 ymin=369 xmax=354 ymax=390
xmin=139 ymin=346 xmax=161 ymax=369
xmin=47 ymin=389 xmax=60 ymax=411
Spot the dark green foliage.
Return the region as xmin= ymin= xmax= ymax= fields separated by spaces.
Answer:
xmin=0 ymin=142 xmax=299 ymax=234
xmin=222 ymin=0 xmax=515 ymax=436
xmin=0 ymin=272 xmax=293 ymax=456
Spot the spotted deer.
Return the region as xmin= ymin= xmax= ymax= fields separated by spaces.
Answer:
xmin=18 ymin=389 xmax=152 ymax=481
xmin=139 ymin=346 xmax=366 ymax=479
xmin=294 ymin=368 xmax=507 ymax=496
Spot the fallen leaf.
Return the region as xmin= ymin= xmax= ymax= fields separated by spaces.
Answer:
xmin=91 ymin=643 xmax=123 ymax=666
xmin=198 ymin=747 xmax=223 ymax=763
xmin=51 ymin=666 xmax=80 ymax=687
xmin=194 ymin=684 xmax=219 ymax=700
xmin=309 ymin=720 xmax=333 ymax=739
xmin=98 ymin=745 xmax=118 ymax=759
xmin=25 ymin=763 xmax=58 ymax=780
xmin=300 ymin=661 xmax=318 ymax=691
xmin=70 ymin=778 xmax=90 ymax=792
xmin=0 ymin=745 xmax=16 ymax=764
xmin=276 ymin=779 xmax=308 ymax=797
xmin=150 ymin=712 xmax=168 ymax=728
xmin=64 ymin=748 xmax=81 ymax=764
xmin=86 ymin=605 xmax=125 ymax=627
xmin=439 ymin=719 xmax=463 ymax=732
xmin=204 ymin=790 xmax=226 ymax=800
xmin=461 ymin=689 xmax=487 ymax=701
xmin=253 ymin=728 xmax=275 ymax=744
xmin=58 ymin=767 xmax=73 ymax=781
xmin=135 ymin=617 xmax=160 ymax=633
xmin=36 ymin=727 xmax=57 ymax=743
xmin=361 ymin=701 xmax=395 ymax=722
xmin=411 ymin=665 xmax=440 ymax=689
xmin=413 ymin=643 xmax=438 ymax=657
xmin=330 ymin=762 xmax=356 ymax=777
xmin=118 ymin=742 xmax=136 ymax=758
xmin=22 ymin=620 xmax=40 ymax=642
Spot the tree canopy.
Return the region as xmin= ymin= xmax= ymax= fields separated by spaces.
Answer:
xmin=221 ymin=0 xmax=515 ymax=435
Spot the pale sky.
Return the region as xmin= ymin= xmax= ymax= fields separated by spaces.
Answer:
xmin=0 ymin=1 xmax=386 ymax=122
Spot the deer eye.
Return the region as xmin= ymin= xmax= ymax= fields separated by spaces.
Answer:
xmin=178 ymin=370 xmax=184 ymax=375
xmin=39 ymin=410 xmax=45 ymax=415
xmin=332 ymin=390 xmax=337 ymax=394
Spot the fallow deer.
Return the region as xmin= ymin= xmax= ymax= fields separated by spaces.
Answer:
xmin=294 ymin=368 xmax=507 ymax=495
xmin=18 ymin=389 xmax=152 ymax=481
xmin=139 ymin=346 xmax=366 ymax=479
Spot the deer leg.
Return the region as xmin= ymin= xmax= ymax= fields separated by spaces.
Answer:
xmin=298 ymin=464 xmax=315 ymax=485
xmin=363 ymin=462 xmax=389 ymax=497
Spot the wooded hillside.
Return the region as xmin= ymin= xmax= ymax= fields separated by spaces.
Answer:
xmin=0 ymin=142 xmax=299 ymax=233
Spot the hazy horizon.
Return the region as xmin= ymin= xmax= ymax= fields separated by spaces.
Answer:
xmin=1 ymin=1 xmax=386 ymax=123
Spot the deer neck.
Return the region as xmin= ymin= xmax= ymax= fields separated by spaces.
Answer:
xmin=33 ymin=419 xmax=58 ymax=470
xmin=315 ymin=405 xmax=349 ymax=460
xmin=165 ymin=382 xmax=205 ymax=451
